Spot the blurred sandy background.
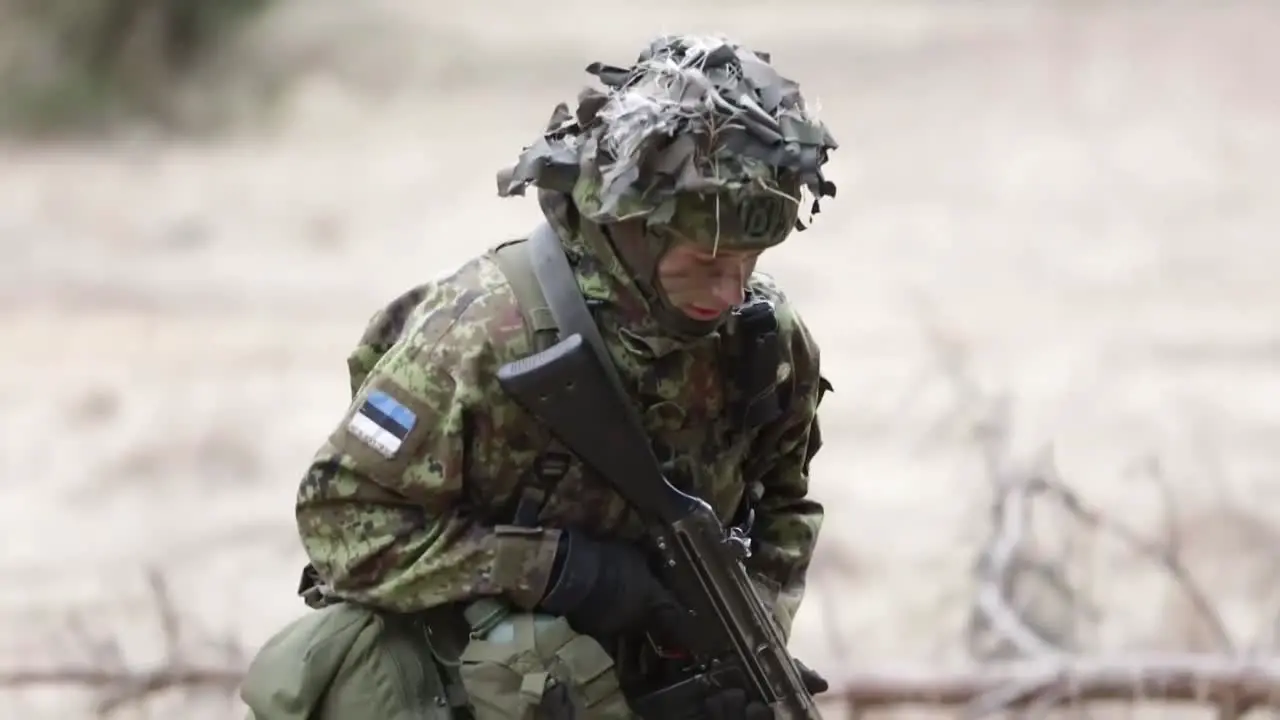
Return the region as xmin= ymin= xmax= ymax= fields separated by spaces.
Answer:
xmin=2 ymin=1 xmax=1278 ymax=718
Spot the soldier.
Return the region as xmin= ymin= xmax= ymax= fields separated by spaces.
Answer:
xmin=240 ymin=33 xmax=839 ymax=720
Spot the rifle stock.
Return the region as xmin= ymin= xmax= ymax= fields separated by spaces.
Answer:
xmin=496 ymin=333 xmax=823 ymax=719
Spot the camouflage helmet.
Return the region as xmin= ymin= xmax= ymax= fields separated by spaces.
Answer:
xmin=497 ymin=34 xmax=839 ymax=252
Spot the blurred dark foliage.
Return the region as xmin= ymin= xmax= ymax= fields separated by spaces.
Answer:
xmin=0 ymin=0 xmax=270 ymax=135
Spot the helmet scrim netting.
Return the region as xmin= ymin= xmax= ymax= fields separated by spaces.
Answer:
xmin=497 ymin=34 xmax=839 ymax=250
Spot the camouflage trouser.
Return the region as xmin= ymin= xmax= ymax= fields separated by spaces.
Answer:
xmin=239 ymin=599 xmax=636 ymax=720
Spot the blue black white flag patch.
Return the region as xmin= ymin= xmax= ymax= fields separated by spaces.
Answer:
xmin=347 ymin=390 xmax=418 ymax=458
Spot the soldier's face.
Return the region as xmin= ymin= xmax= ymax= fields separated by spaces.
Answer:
xmin=655 ymin=241 xmax=761 ymax=321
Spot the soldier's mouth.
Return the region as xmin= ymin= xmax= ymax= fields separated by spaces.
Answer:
xmin=685 ymin=305 xmax=723 ymax=320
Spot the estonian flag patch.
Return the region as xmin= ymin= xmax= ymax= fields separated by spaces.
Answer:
xmin=347 ymin=390 xmax=418 ymax=458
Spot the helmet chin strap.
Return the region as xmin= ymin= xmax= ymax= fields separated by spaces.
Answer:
xmin=602 ymin=223 xmax=726 ymax=338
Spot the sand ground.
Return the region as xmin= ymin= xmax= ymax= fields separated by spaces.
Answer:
xmin=2 ymin=1 xmax=1278 ymax=718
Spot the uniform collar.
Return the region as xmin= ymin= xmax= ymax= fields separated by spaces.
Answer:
xmin=558 ymin=220 xmax=723 ymax=361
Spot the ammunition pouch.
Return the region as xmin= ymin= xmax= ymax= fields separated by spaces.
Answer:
xmin=427 ymin=597 xmax=630 ymax=720
xmin=729 ymin=294 xmax=783 ymax=433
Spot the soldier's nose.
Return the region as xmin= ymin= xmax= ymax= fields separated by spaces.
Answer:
xmin=710 ymin=276 xmax=745 ymax=309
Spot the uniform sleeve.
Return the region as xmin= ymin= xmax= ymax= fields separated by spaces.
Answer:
xmin=743 ymin=305 xmax=829 ymax=640
xmin=295 ymin=283 xmax=561 ymax=614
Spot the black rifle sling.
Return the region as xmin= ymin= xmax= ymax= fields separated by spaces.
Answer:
xmin=526 ymin=222 xmax=650 ymax=438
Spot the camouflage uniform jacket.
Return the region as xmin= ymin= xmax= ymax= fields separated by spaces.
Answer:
xmin=296 ymin=205 xmax=828 ymax=639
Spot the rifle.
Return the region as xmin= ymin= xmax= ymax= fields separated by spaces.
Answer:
xmin=496 ymin=331 xmax=823 ymax=719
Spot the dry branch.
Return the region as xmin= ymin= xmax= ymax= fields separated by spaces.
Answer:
xmin=0 ymin=665 xmax=243 ymax=712
xmin=4 ymin=565 xmax=1280 ymax=718
xmin=819 ymin=654 xmax=1280 ymax=712
xmin=8 ymin=652 xmax=1280 ymax=716
xmin=0 ymin=567 xmax=246 ymax=716
xmin=909 ymin=304 xmax=1280 ymax=719
xmin=11 ymin=653 xmax=1280 ymax=716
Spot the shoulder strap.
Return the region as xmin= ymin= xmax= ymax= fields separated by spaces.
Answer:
xmin=490 ymin=233 xmax=575 ymax=527
xmin=491 ymin=223 xmax=652 ymax=529
xmin=491 ymin=239 xmax=560 ymax=353
xmin=493 ymin=224 xmax=640 ymax=426
xmin=524 ymin=222 xmax=650 ymax=437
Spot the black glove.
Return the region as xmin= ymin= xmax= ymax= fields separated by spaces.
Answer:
xmin=537 ymin=530 xmax=689 ymax=641
xmin=796 ymin=659 xmax=829 ymax=695
xmin=702 ymin=663 xmax=826 ymax=720
xmin=703 ymin=688 xmax=771 ymax=720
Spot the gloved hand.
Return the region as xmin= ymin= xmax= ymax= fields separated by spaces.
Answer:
xmin=796 ymin=659 xmax=829 ymax=695
xmin=702 ymin=662 xmax=826 ymax=720
xmin=703 ymin=688 xmax=771 ymax=720
xmin=537 ymin=530 xmax=689 ymax=641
